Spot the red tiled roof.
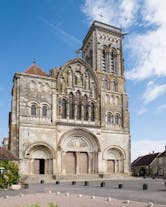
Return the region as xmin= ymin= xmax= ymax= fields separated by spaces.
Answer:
xmin=24 ymin=64 xmax=48 ymax=77
xmin=0 ymin=147 xmax=18 ymax=160
xmin=131 ymin=153 xmax=159 ymax=167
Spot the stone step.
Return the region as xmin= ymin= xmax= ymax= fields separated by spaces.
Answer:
xmin=22 ymin=173 xmax=132 ymax=183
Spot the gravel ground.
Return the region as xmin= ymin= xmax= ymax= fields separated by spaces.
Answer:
xmin=1 ymin=192 xmax=166 ymax=207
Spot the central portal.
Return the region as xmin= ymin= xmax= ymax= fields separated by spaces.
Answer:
xmin=60 ymin=129 xmax=100 ymax=175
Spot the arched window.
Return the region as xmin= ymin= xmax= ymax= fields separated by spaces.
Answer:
xmin=91 ymin=102 xmax=95 ymax=121
xmin=76 ymin=91 xmax=82 ymax=120
xmin=115 ymin=113 xmax=121 ymax=125
xmin=110 ymin=48 xmax=117 ymax=73
xmin=102 ymin=46 xmax=106 ymax=71
xmin=69 ymin=92 xmax=75 ymax=119
xmin=31 ymin=104 xmax=37 ymax=116
xmin=107 ymin=112 xmax=113 ymax=125
xmin=62 ymin=98 xmax=67 ymax=119
xmin=112 ymin=79 xmax=118 ymax=92
xmin=42 ymin=105 xmax=48 ymax=117
xmin=84 ymin=95 xmax=89 ymax=121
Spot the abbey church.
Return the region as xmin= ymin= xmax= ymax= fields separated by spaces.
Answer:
xmin=9 ymin=21 xmax=131 ymax=179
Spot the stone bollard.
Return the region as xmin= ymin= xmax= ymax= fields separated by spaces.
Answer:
xmin=118 ymin=183 xmax=123 ymax=189
xmin=123 ymin=200 xmax=130 ymax=204
xmin=147 ymin=202 xmax=154 ymax=207
xmin=100 ymin=181 xmax=105 ymax=187
xmin=72 ymin=181 xmax=76 ymax=185
xmin=107 ymin=197 xmax=112 ymax=202
xmin=143 ymin=183 xmax=148 ymax=190
xmin=84 ymin=181 xmax=89 ymax=186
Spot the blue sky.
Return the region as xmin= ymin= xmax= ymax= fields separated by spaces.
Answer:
xmin=0 ymin=0 xmax=165 ymax=161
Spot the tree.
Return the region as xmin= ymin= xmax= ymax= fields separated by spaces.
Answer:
xmin=0 ymin=160 xmax=19 ymax=188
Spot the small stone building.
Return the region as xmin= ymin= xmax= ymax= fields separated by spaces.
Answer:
xmin=0 ymin=147 xmax=18 ymax=161
xmin=9 ymin=21 xmax=131 ymax=179
xmin=131 ymin=149 xmax=166 ymax=177
xmin=131 ymin=153 xmax=159 ymax=176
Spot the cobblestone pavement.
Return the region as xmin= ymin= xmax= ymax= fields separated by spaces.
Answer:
xmin=0 ymin=178 xmax=166 ymax=205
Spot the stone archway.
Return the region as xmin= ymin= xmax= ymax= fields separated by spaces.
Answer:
xmin=59 ymin=129 xmax=100 ymax=175
xmin=25 ymin=144 xmax=54 ymax=175
xmin=103 ymin=146 xmax=125 ymax=174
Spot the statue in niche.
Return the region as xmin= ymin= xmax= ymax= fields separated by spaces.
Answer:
xmin=85 ymin=71 xmax=90 ymax=90
xmin=60 ymin=77 xmax=65 ymax=93
xmin=67 ymin=68 xmax=72 ymax=87
xmin=103 ymin=76 xmax=110 ymax=90
xmin=75 ymin=71 xmax=83 ymax=87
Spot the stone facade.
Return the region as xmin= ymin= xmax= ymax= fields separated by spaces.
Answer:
xmin=9 ymin=21 xmax=131 ymax=178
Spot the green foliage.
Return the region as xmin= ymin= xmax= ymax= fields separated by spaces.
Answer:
xmin=31 ymin=204 xmax=40 ymax=207
xmin=48 ymin=203 xmax=58 ymax=207
xmin=0 ymin=160 xmax=19 ymax=188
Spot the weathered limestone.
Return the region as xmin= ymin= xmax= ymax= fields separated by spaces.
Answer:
xmin=9 ymin=21 xmax=131 ymax=179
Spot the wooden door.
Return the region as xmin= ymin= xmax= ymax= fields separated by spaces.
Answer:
xmin=78 ymin=152 xmax=88 ymax=174
xmin=65 ymin=152 xmax=76 ymax=174
xmin=107 ymin=160 xmax=115 ymax=173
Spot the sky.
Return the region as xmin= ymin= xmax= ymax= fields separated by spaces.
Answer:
xmin=0 ymin=0 xmax=165 ymax=161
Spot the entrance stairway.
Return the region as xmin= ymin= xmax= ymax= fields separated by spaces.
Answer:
xmin=22 ymin=173 xmax=132 ymax=183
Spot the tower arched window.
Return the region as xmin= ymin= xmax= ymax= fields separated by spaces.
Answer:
xmin=110 ymin=48 xmax=117 ymax=73
xmin=31 ymin=104 xmax=37 ymax=116
xmin=42 ymin=105 xmax=48 ymax=117
xmin=115 ymin=113 xmax=121 ymax=125
xmin=91 ymin=102 xmax=95 ymax=121
xmin=107 ymin=112 xmax=113 ymax=125
xmin=84 ymin=95 xmax=89 ymax=121
xmin=69 ymin=92 xmax=75 ymax=119
xmin=76 ymin=90 xmax=82 ymax=120
xmin=102 ymin=46 xmax=106 ymax=71
xmin=62 ymin=98 xmax=67 ymax=119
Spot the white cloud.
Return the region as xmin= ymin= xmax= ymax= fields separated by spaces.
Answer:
xmin=131 ymin=139 xmax=166 ymax=161
xmin=126 ymin=0 xmax=166 ymax=80
xmin=157 ymin=104 xmax=166 ymax=112
xmin=142 ymin=82 xmax=166 ymax=104
xmin=81 ymin=0 xmax=138 ymax=28
xmin=137 ymin=107 xmax=148 ymax=116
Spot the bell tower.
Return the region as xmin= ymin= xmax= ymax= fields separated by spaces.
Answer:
xmin=82 ymin=21 xmax=123 ymax=76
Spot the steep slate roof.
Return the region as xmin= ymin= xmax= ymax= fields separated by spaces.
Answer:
xmin=0 ymin=147 xmax=18 ymax=160
xmin=24 ymin=64 xmax=48 ymax=77
xmin=158 ymin=151 xmax=166 ymax=158
xmin=132 ymin=152 xmax=159 ymax=167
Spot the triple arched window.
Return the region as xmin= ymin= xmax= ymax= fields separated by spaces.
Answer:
xmin=69 ymin=92 xmax=75 ymax=119
xmin=76 ymin=90 xmax=82 ymax=120
xmin=62 ymin=98 xmax=67 ymax=119
xmin=61 ymin=91 xmax=96 ymax=122
xmin=84 ymin=95 xmax=89 ymax=121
